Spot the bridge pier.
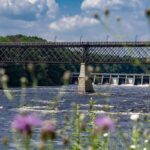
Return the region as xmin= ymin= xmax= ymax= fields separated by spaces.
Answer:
xmin=78 ymin=63 xmax=94 ymax=94
xmin=93 ymin=75 xmax=96 ymax=84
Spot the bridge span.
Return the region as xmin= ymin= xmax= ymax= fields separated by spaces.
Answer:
xmin=1 ymin=41 xmax=150 ymax=93
xmin=1 ymin=41 xmax=150 ymax=64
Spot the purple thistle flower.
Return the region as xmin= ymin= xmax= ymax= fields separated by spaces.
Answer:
xmin=94 ymin=116 xmax=115 ymax=132
xmin=11 ymin=114 xmax=41 ymax=136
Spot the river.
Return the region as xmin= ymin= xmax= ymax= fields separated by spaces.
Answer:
xmin=0 ymin=85 xmax=150 ymax=149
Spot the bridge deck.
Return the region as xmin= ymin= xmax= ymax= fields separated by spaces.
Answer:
xmin=1 ymin=41 xmax=150 ymax=47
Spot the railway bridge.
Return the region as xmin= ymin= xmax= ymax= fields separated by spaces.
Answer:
xmin=0 ymin=41 xmax=150 ymax=93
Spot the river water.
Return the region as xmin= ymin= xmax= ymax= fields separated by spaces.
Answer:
xmin=0 ymin=85 xmax=150 ymax=149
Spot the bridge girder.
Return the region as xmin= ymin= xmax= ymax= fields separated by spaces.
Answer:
xmin=0 ymin=42 xmax=150 ymax=64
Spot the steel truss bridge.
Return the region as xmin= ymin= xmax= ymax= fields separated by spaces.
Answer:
xmin=0 ymin=42 xmax=150 ymax=64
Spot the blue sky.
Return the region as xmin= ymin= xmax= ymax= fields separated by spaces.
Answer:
xmin=0 ymin=0 xmax=150 ymax=41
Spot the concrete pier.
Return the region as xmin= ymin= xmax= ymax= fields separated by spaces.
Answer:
xmin=78 ymin=63 xmax=94 ymax=93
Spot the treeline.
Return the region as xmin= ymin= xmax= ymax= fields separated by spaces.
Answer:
xmin=0 ymin=35 xmax=149 ymax=86
xmin=3 ymin=64 xmax=79 ymax=86
xmin=0 ymin=35 xmax=47 ymax=42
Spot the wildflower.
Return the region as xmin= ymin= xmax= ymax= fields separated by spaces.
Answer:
xmin=27 ymin=63 xmax=34 ymax=72
xmin=79 ymin=114 xmax=85 ymax=121
xmin=104 ymin=8 xmax=110 ymax=16
xmin=62 ymin=135 xmax=69 ymax=145
xmin=1 ymin=137 xmax=9 ymax=145
xmin=130 ymin=145 xmax=136 ymax=149
xmin=41 ymin=120 xmax=56 ymax=141
xmin=38 ymin=142 xmax=46 ymax=150
xmin=144 ymin=139 xmax=149 ymax=143
xmin=103 ymin=133 xmax=109 ymax=137
xmin=88 ymin=146 xmax=93 ymax=150
xmin=0 ymin=68 xmax=5 ymax=75
xmin=145 ymin=8 xmax=150 ymax=17
xmin=63 ymin=71 xmax=71 ymax=81
xmin=93 ymin=13 xmax=100 ymax=20
xmin=20 ymin=77 xmax=27 ymax=84
xmin=11 ymin=114 xmax=41 ymax=136
xmin=95 ymin=66 xmax=100 ymax=72
xmin=94 ymin=116 xmax=115 ymax=132
xmin=1 ymin=75 xmax=8 ymax=83
xmin=79 ymin=114 xmax=86 ymax=131
xmin=87 ymin=65 xmax=94 ymax=73
xmin=130 ymin=114 xmax=139 ymax=121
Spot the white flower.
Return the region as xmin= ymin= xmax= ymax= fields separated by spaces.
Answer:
xmin=130 ymin=145 xmax=136 ymax=149
xmin=103 ymin=133 xmax=108 ymax=137
xmin=79 ymin=114 xmax=85 ymax=120
xmin=144 ymin=139 xmax=148 ymax=143
xmin=130 ymin=114 xmax=139 ymax=121
xmin=143 ymin=148 xmax=147 ymax=150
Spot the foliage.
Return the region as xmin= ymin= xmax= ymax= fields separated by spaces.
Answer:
xmin=0 ymin=34 xmax=47 ymax=42
xmin=6 ymin=101 xmax=150 ymax=150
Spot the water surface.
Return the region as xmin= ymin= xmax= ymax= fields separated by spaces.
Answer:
xmin=0 ymin=85 xmax=149 ymax=149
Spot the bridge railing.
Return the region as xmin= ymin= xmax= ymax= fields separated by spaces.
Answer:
xmin=1 ymin=41 xmax=150 ymax=47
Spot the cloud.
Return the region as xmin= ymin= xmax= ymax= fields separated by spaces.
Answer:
xmin=0 ymin=0 xmax=58 ymax=21
xmin=81 ymin=0 xmax=141 ymax=10
xmin=49 ymin=15 xmax=99 ymax=32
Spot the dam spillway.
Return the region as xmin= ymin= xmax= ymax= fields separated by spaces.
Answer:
xmin=71 ymin=73 xmax=150 ymax=85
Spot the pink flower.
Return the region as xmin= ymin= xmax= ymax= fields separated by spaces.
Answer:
xmin=12 ymin=114 xmax=41 ymax=136
xmin=94 ymin=116 xmax=115 ymax=132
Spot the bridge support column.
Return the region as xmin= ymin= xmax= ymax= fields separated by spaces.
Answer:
xmin=78 ymin=63 xmax=94 ymax=94
xmin=141 ymin=75 xmax=143 ymax=85
xmin=101 ymin=75 xmax=104 ymax=85
xmin=93 ymin=75 xmax=96 ymax=84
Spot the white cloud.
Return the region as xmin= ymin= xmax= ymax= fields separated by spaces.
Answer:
xmin=81 ymin=0 xmax=141 ymax=10
xmin=0 ymin=0 xmax=58 ymax=21
xmin=49 ymin=15 xmax=99 ymax=32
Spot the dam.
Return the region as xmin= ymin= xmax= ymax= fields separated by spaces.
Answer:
xmin=71 ymin=73 xmax=150 ymax=85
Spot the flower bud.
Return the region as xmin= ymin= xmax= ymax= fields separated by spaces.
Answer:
xmin=41 ymin=120 xmax=56 ymax=141
xmin=1 ymin=137 xmax=9 ymax=145
xmin=62 ymin=135 xmax=69 ymax=145
xmin=1 ymin=75 xmax=8 ymax=83
xmin=145 ymin=8 xmax=150 ymax=17
xmin=104 ymin=8 xmax=109 ymax=16
xmin=0 ymin=68 xmax=5 ymax=75
xmin=27 ymin=63 xmax=34 ymax=72
xmin=20 ymin=77 xmax=27 ymax=84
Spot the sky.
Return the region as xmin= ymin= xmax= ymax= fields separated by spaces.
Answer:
xmin=0 ymin=0 xmax=150 ymax=41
